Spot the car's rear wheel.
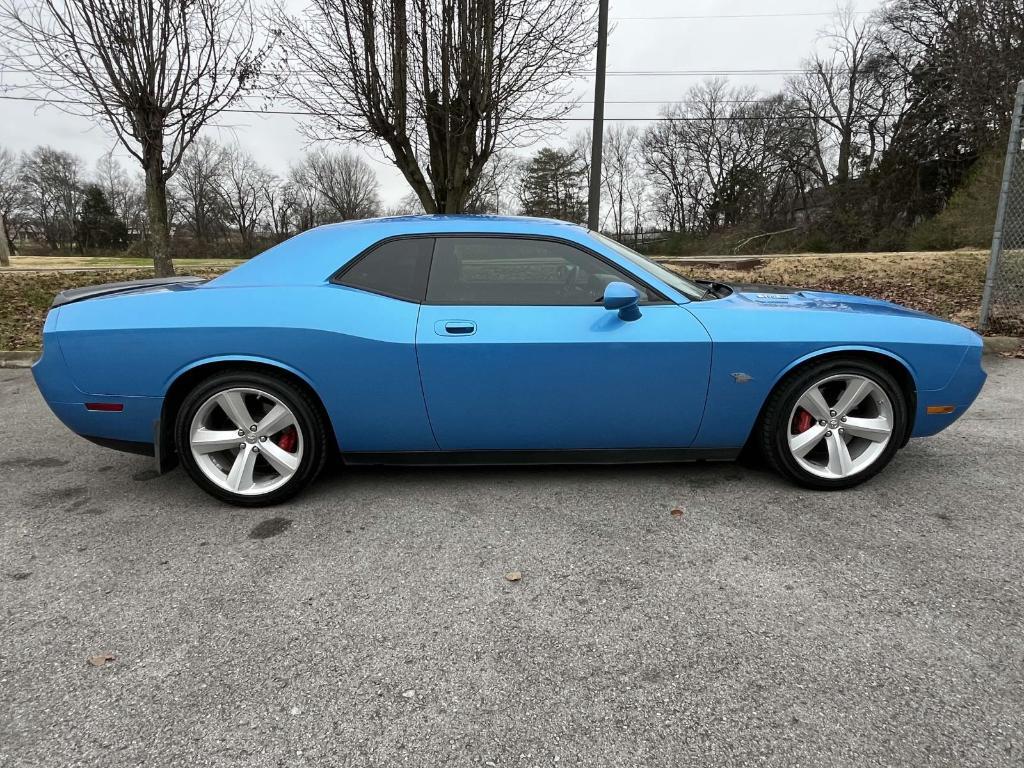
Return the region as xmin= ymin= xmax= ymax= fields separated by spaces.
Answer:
xmin=174 ymin=371 xmax=327 ymax=506
xmin=760 ymin=359 xmax=907 ymax=490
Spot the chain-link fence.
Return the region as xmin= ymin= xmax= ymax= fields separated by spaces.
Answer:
xmin=980 ymin=80 xmax=1024 ymax=335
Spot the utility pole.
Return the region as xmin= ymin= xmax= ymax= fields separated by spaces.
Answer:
xmin=587 ymin=0 xmax=609 ymax=232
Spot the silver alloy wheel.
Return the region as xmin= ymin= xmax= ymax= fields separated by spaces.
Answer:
xmin=787 ymin=373 xmax=894 ymax=480
xmin=188 ymin=387 xmax=303 ymax=496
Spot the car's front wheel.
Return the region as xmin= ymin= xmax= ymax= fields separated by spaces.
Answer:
xmin=174 ymin=371 xmax=328 ymax=506
xmin=760 ymin=359 xmax=908 ymax=490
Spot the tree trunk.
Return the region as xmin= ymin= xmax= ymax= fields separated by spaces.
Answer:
xmin=0 ymin=214 xmax=11 ymax=266
xmin=617 ymin=187 xmax=624 ymax=239
xmin=836 ymin=128 xmax=852 ymax=184
xmin=143 ymin=147 xmax=175 ymax=277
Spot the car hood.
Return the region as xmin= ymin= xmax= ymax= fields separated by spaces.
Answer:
xmin=718 ymin=282 xmax=937 ymax=321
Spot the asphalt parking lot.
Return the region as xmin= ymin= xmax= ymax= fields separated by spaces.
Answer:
xmin=1 ymin=359 xmax=1022 ymax=767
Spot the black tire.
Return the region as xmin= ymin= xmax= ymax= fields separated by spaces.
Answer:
xmin=174 ymin=371 xmax=328 ymax=506
xmin=759 ymin=359 xmax=907 ymax=490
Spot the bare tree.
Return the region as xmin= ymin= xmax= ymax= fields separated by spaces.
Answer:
xmin=263 ymin=176 xmax=296 ymax=242
xmin=676 ymin=80 xmax=761 ymax=231
xmin=726 ymin=95 xmax=814 ymax=226
xmin=218 ymin=144 xmax=273 ymax=252
xmin=760 ymin=97 xmax=829 ymax=219
xmin=785 ymin=6 xmax=903 ymax=186
xmin=639 ymin=81 xmax=816 ymax=236
xmin=173 ymin=137 xmax=230 ymax=243
xmin=269 ymin=0 xmax=596 ymax=213
xmin=466 ymin=151 xmax=519 ymax=214
xmin=18 ymin=146 xmax=83 ymax=251
xmin=95 ymin=151 xmax=145 ymax=242
xmin=1 ymin=0 xmax=268 ymax=275
xmin=286 ymin=161 xmax=323 ymax=232
xmin=285 ymin=150 xmax=381 ymax=228
xmin=0 ymin=147 xmax=26 ymax=257
xmin=640 ymin=117 xmax=695 ymax=233
xmin=601 ymin=125 xmax=640 ymax=238
xmin=881 ymin=0 xmax=1022 ymax=147
xmin=569 ymin=129 xmax=593 ymax=194
xmin=301 ymin=149 xmax=380 ymax=222
xmin=625 ymin=164 xmax=648 ymax=240
xmin=383 ymin=192 xmax=426 ymax=218
xmin=874 ymin=0 xmax=1022 ymax=222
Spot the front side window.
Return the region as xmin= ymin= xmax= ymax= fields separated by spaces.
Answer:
xmin=334 ymin=238 xmax=434 ymax=302
xmin=426 ymin=237 xmax=654 ymax=306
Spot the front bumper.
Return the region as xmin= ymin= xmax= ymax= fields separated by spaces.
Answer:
xmin=910 ymin=344 xmax=987 ymax=438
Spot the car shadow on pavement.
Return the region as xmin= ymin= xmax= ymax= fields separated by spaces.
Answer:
xmin=312 ymin=454 xmax=779 ymax=496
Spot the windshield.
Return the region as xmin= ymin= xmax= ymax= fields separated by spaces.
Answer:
xmin=591 ymin=232 xmax=705 ymax=301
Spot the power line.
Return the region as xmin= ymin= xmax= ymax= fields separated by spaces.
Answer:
xmin=570 ymin=99 xmax=779 ymax=105
xmin=614 ymin=11 xmax=869 ymax=20
xmin=0 ymin=82 xmax=861 ymax=106
xmin=0 ymin=93 xmax=908 ymax=122
xmin=0 ymin=66 xmax=875 ymax=78
xmin=584 ymin=70 xmax=814 ymax=77
xmin=0 ymin=89 xmax=779 ymax=106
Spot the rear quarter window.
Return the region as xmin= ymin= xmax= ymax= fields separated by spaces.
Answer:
xmin=333 ymin=238 xmax=434 ymax=302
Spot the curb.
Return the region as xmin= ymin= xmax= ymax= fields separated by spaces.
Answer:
xmin=982 ymin=336 xmax=1022 ymax=355
xmin=0 ymin=351 xmax=38 ymax=369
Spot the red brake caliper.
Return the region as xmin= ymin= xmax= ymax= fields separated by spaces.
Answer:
xmin=792 ymin=408 xmax=814 ymax=434
xmin=276 ymin=426 xmax=298 ymax=453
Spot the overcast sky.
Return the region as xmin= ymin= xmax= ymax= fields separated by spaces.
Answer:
xmin=0 ymin=0 xmax=882 ymax=208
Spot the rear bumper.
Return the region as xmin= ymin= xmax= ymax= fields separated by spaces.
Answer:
xmin=911 ymin=344 xmax=987 ymax=437
xmin=32 ymin=319 xmax=162 ymax=449
xmin=82 ymin=435 xmax=155 ymax=456
xmin=41 ymin=398 xmax=163 ymax=446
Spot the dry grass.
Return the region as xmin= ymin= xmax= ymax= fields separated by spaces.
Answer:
xmin=0 ymin=250 xmax=1016 ymax=353
xmin=5 ymin=255 xmax=244 ymax=270
xmin=664 ymin=250 xmax=1007 ymax=333
xmin=0 ymin=267 xmax=229 ymax=351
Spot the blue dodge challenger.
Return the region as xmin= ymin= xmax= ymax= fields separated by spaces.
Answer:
xmin=33 ymin=215 xmax=986 ymax=505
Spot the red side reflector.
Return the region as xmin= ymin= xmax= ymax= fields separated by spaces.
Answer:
xmin=926 ymin=405 xmax=955 ymax=415
xmin=84 ymin=402 xmax=124 ymax=412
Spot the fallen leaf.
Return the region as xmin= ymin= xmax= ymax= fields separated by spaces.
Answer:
xmin=504 ymin=570 xmax=522 ymax=582
xmin=87 ymin=654 xmax=115 ymax=667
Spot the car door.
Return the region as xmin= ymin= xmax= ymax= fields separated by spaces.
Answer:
xmin=325 ymin=235 xmax=438 ymax=451
xmin=415 ymin=235 xmax=713 ymax=451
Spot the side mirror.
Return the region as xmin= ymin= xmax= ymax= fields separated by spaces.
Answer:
xmin=603 ymin=281 xmax=642 ymax=321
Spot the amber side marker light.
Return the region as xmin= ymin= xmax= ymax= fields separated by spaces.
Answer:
xmin=84 ymin=402 xmax=124 ymax=412
xmin=926 ymin=405 xmax=956 ymax=415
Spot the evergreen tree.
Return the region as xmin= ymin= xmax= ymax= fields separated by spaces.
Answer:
xmin=77 ymin=184 xmax=127 ymax=249
xmin=518 ymin=148 xmax=587 ymax=224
